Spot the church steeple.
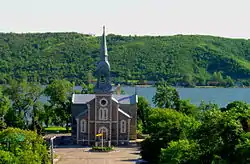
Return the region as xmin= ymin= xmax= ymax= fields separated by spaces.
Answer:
xmin=100 ymin=26 xmax=108 ymax=61
xmin=94 ymin=26 xmax=112 ymax=94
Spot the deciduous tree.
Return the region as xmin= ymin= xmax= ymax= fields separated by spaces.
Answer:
xmin=44 ymin=79 xmax=73 ymax=132
xmin=137 ymin=96 xmax=151 ymax=133
xmin=152 ymin=82 xmax=180 ymax=110
xmin=3 ymin=80 xmax=43 ymax=129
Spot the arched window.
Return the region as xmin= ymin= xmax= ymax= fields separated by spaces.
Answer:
xmin=120 ymin=120 xmax=126 ymax=133
xmin=99 ymin=108 xmax=108 ymax=120
xmin=103 ymin=108 xmax=108 ymax=120
xmin=80 ymin=119 xmax=86 ymax=133
xmin=99 ymin=108 xmax=102 ymax=120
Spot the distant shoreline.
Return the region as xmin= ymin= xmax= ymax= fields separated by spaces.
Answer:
xmin=119 ymin=84 xmax=247 ymax=88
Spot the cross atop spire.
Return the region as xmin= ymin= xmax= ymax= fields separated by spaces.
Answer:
xmin=100 ymin=25 xmax=108 ymax=61
xmin=103 ymin=25 xmax=105 ymax=33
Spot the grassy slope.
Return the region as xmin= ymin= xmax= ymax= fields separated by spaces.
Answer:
xmin=0 ymin=33 xmax=250 ymax=84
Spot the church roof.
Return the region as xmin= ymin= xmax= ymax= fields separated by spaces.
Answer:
xmin=118 ymin=108 xmax=131 ymax=118
xmin=72 ymin=94 xmax=138 ymax=105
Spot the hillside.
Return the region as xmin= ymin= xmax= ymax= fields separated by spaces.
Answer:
xmin=0 ymin=32 xmax=250 ymax=86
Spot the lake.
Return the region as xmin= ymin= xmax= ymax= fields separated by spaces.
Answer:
xmin=40 ymin=86 xmax=250 ymax=107
xmin=121 ymin=86 xmax=250 ymax=107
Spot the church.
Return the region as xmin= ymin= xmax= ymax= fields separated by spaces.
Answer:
xmin=71 ymin=26 xmax=137 ymax=146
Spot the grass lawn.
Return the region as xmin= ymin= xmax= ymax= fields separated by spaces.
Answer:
xmin=44 ymin=126 xmax=71 ymax=133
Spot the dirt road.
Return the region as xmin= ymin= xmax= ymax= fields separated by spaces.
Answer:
xmin=55 ymin=146 xmax=140 ymax=164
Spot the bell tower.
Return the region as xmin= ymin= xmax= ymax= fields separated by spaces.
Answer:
xmin=94 ymin=26 xmax=113 ymax=94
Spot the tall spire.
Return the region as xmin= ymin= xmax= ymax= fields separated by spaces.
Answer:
xmin=100 ymin=26 xmax=108 ymax=61
xmin=94 ymin=26 xmax=112 ymax=94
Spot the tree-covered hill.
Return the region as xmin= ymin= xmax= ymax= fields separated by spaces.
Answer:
xmin=0 ymin=32 xmax=250 ymax=86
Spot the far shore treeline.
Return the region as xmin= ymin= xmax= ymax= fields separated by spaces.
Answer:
xmin=1 ymin=33 xmax=250 ymax=87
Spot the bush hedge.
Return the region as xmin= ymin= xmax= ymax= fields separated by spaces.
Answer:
xmin=90 ymin=146 xmax=114 ymax=152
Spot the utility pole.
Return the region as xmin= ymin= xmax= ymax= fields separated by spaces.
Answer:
xmin=50 ymin=136 xmax=56 ymax=164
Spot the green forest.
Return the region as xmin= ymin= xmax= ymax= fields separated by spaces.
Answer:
xmin=0 ymin=33 xmax=250 ymax=86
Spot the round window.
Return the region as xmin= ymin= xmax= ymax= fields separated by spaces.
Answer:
xmin=99 ymin=98 xmax=108 ymax=107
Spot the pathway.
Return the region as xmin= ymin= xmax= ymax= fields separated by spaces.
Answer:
xmin=55 ymin=146 xmax=140 ymax=164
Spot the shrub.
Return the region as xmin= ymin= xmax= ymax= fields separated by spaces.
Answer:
xmin=0 ymin=150 xmax=18 ymax=164
xmin=0 ymin=128 xmax=49 ymax=164
xmin=160 ymin=140 xmax=200 ymax=164
xmin=91 ymin=146 xmax=114 ymax=152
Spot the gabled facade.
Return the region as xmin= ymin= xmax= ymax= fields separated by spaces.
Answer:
xmin=71 ymin=26 xmax=137 ymax=146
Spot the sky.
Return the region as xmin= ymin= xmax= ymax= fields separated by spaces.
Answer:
xmin=0 ymin=0 xmax=249 ymax=38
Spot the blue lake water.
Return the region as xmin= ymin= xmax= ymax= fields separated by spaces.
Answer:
xmin=40 ymin=86 xmax=250 ymax=107
xmin=121 ymin=86 xmax=250 ymax=107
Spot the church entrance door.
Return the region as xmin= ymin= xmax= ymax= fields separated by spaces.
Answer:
xmin=98 ymin=126 xmax=108 ymax=140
